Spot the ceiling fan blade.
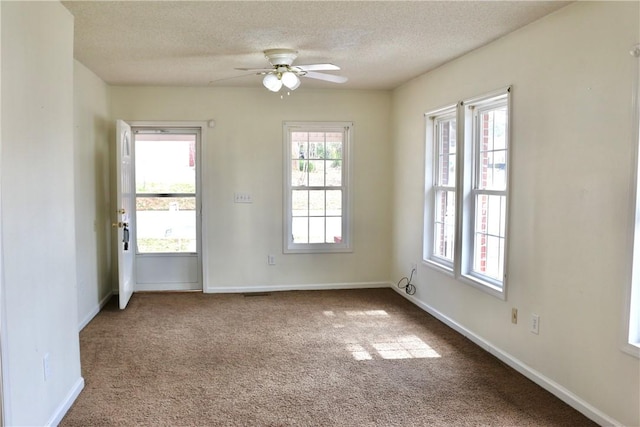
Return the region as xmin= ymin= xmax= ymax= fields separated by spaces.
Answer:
xmin=294 ymin=63 xmax=340 ymax=72
xmin=303 ymin=71 xmax=348 ymax=84
xmin=209 ymin=73 xmax=257 ymax=84
xmin=234 ymin=67 xmax=273 ymax=72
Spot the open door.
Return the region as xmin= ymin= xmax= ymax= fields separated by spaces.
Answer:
xmin=115 ymin=120 xmax=135 ymax=309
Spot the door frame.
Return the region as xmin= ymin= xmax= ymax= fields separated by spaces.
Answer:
xmin=127 ymin=121 xmax=209 ymax=292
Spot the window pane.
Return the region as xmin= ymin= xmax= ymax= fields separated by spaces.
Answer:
xmin=292 ymin=160 xmax=308 ymax=186
xmin=488 ymin=195 xmax=504 ymax=237
xmin=292 ymin=190 xmax=308 ymax=217
xmin=308 ymin=132 xmax=325 ymax=143
xmin=292 ymin=217 xmax=308 ymax=244
xmin=136 ymin=197 xmax=196 ymax=253
xmin=326 ymin=190 xmax=342 ymax=216
xmin=326 ymin=140 xmax=342 ymax=159
xmin=473 ymin=231 xmax=486 ymax=275
xmin=433 ymin=189 xmax=455 ymax=260
xmin=326 ymin=217 xmax=342 ymax=243
xmin=135 ymin=136 xmax=196 ymax=194
xmin=475 ymin=194 xmax=506 ymax=238
xmin=500 ymin=196 xmax=507 ymax=236
xmin=478 ymin=106 xmax=508 ymax=191
xmin=474 ymin=234 xmax=503 ymax=281
xmin=437 ymin=119 xmax=456 ymax=186
xmin=326 ymin=160 xmax=342 ymax=187
xmin=473 ymin=194 xmax=506 ymax=281
xmin=492 ymin=109 xmax=507 ymax=150
xmin=478 ymin=150 xmax=507 ymax=191
xmin=292 ymin=133 xmax=308 ymax=159
xmin=309 ymin=217 xmax=325 ymax=243
xmin=308 ymin=160 xmax=325 ymax=186
xmin=309 ymin=190 xmax=325 ymax=216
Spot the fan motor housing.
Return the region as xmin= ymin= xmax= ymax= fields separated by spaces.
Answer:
xmin=264 ymin=49 xmax=298 ymax=67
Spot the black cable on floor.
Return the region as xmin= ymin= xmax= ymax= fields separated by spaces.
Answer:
xmin=397 ymin=268 xmax=416 ymax=295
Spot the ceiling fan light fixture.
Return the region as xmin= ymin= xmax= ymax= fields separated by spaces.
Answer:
xmin=263 ymin=73 xmax=282 ymax=92
xmin=281 ymin=71 xmax=300 ymax=90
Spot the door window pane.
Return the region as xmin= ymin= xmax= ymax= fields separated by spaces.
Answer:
xmin=135 ymin=134 xmax=196 ymax=194
xmin=136 ymin=197 xmax=196 ymax=253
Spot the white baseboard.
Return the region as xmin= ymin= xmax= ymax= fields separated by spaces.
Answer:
xmin=135 ymin=282 xmax=201 ymax=292
xmin=205 ymin=281 xmax=389 ymax=294
xmin=390 ymin=286 xmax=622 ymax=427
xmin=45 ymin=376 xmax=84 ymax=427
xmin=78 ymin=291 xmax=113 ymax=331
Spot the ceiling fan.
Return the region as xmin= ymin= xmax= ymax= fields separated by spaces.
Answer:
xmin=235 ymin=49 xmax=348 ymax=92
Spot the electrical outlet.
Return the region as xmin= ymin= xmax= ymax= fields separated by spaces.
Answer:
xmin=267 ymin=254 xmax=275 ymax=265
xmin=43 ymin=353 xmax=51 ymax=381
xmin=531 ymin=314 xmax=540 ymax=334
xmin=511 ymin=308 xmax=518 ymax=324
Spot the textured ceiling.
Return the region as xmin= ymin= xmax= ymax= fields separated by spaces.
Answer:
xmin=63 ymin=1 xmax=570 ymax=90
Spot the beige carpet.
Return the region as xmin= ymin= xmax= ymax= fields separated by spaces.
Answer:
xmin=62 ymin=289 xmax=596 ymax=426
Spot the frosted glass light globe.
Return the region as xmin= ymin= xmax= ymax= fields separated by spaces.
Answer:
xmin=281 ymin=71 xmax=300 ymax=90
xmin=263 ymin=73 xmax=283 ymax=92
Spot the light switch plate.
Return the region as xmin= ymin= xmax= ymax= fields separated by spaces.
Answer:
xmin=234 ymin=192 xmax=252 ymax=203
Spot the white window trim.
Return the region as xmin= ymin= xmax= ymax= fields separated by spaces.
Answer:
xmin=623 ymin=44 xmax=640 ymax=358
xmin=424 ymin=105 xmax=458 ymax=275
xmin=423 ymin=87 xmax=511 ymax=300
xmin=283 ymin=121 xmax=353 ymax=254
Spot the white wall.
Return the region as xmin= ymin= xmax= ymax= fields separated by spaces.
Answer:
xmin=391 ymin=2 xmax=639 ymax=425
xmin=74 ymin=60 xmax=112 ymax=330
xmin=110 ymin=87 xmax=393 ymax=292
xmin=1 ymin=2 xmax=83 ymax=425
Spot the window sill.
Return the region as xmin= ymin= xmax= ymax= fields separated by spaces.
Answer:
xmin=284 ymin=245 xmax=353 ymax=254
xmin=423 ymin=259 xmax=454 ymax=277
xmin=460 ymin=273 xmax=506 ymax=300
xmin=621 ymin=342 xmax=640 ymax=359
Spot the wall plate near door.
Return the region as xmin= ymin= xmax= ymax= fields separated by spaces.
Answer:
xmin=234 ymin=192 xmax=252 ymax=203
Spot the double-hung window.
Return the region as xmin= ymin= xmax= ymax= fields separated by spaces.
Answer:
xmin=424 ymin=88 xmax=511 ymax=298
xmin=284 ymin=122 xmax=352 ymax=253
xmin=463 ymin=95 xmax=510 ymax=291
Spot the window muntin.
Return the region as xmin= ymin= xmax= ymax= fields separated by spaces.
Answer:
xmin=285 ymin=123 xmax=351 ymax=253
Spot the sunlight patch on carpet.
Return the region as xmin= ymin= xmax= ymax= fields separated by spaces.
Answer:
xmin=344 ymin=310 xmax=389 ymax=317
xmin=345 ymin=335 xmax=441 ymax=361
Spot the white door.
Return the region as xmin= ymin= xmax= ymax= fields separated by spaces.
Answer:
xmin=116 ymin=120 xmax=135 ymax=309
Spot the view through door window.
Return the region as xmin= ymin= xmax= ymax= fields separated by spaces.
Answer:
xmin=135 ymin=132 xmax=197 ymax=253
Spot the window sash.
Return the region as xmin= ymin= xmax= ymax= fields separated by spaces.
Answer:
xmin=469 ymin=189 xmax=506 ymax=285
xmin=432 ymin=185 xmax=456 ymax=264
